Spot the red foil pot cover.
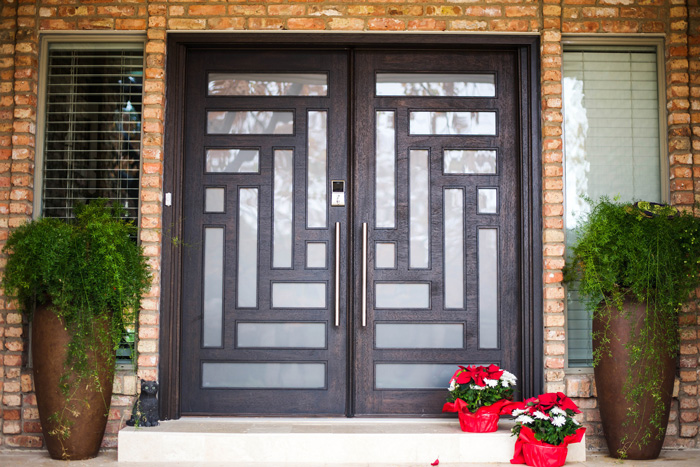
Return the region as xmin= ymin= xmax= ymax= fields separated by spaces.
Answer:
xmin=457 ymin=410 xmax=500 ymax=433
xmin=522 ymin=443 xmax=568 ymax=467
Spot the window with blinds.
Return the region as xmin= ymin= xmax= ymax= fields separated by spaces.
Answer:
xmin=562 ymin=46 xmax=663 ymax=367
xmin=41 ymin=43 xmax=144 ymax=222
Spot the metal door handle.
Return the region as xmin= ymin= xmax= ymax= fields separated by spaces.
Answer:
xmin=335 ymin=222 xmax=340 ymax=327
xmin=362 ymin=222 xmax=368 ymax=327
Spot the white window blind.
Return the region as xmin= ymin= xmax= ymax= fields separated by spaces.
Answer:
xmin=42 ymin=43 xmax=144 ymax=222
xmin=563 ymin=48 xmax=663 ymax=367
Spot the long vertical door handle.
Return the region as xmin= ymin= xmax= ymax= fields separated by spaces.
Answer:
xmin=362 ymin=222 xmax=368 ymax=327
xmin=335 ymin=222 xmax=340 ymax=327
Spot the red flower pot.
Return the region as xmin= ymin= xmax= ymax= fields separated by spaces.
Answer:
xmin=522 ymin=443 xmax=568 ymax=467
xmin=457 ymin=410 xmax=500 ymax=433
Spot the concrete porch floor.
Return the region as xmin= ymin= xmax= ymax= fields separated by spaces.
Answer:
xmin=2 ymin=450 xmax=700 ymax=466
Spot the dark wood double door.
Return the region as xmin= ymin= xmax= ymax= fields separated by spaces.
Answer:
xmin=180 ymin=46 xmax=523 ymax=416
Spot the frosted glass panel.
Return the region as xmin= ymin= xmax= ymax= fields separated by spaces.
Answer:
xmin=376 ymin=324 xmax=464 ymax=349
xmin=205 ymin=188 xmax=225 ymax=213
xmin=207 ymin=111 xmax=293 ymax=135
xmin=203 ymin=228 xmax=224 ymax=347
xmin=478 ymin=188 xmax=498 ymax=214
xmin=478 ymin=229 xmax=498 ymax=348
xmin=272 ymin=282 xmax=326 ymax=308
xmin=307 ymin=111 xmax=327 ymax=228
xmin=375 ymin=364 xmax=457 ymax=389
xmin=238 ymin=188 xmax=258 ymax=308
xmin=376 ymin=73 xmax=495 ymax=97
xmin=375 ymin=283 xmax=430 ymax=309
xmin=375 ymin=242 xmax=396 ymax=269
xmin=410 ymin=112 xmax=496 ymax=135
xmin=206 ymin=149 xmax=259 ymax=173
xmin=444 ymin=150 xmax=497 ymax=174
xmin=208 ymin=73 xmax=327 ymax=96
xmin=410 ymin=150 xmax=430 ymax=269
xmin=376 ymin=111 xmax=396 ymax=228
xmin=444 ymin=189 xmax=465 ymax=309
xmin=237 ymin=323 xmax=326 ymax=348
xmin=202 ymin=363 xmax=325 ymax=388
xmin=273 ymin=150 xmax=294 ymax=268
xmin=306 ymin=242 xmax=327 ymax=269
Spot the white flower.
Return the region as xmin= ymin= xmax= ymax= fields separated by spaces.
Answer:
xmin=533 ymin=411 xmax=549 ymax=420
xmin=515 ymin=415 xmax=534 ymax=425
xmin=483 ymin=378 xmax=498 ymax=388
xmin=572 ymin=418 xmax=580 ymax=426
xmin=511 ymin=409 xmax=527 ymax=417
xmin=448 ymin=380 xmax=457 ymax=392
xmin=551 ymin=416 xmax=567 ymax=427
xmin=500 ymin=370 xmax=517 ymax=387
xmin=550 ymin=407 xmax=566 ymax=417
xmin=470 ymin=384 xmax=486 ymax=391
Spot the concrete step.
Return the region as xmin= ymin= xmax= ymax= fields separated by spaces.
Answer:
xmin=118 ymin=417 xmax=586 ymax=464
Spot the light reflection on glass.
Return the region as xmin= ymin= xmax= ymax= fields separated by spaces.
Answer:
xmin=443 ymin=149 xmax=497 ymax=174
xmin=207 ymin=111 xmax=293 ymax=134
xmin=410 ymin=112 xmax=496 ymax=135
xmin=376 ymin=73 xmax=495 ymax=97
xmin=444 ymin=189 xmax=464 ymax=309
xmin=376 ymin=111 xmax=396 ymax=228
xmin=238 ymin=188 xmax=258 ymax=308
xmin=478 ymin=188 xmax=498 ymax=214
xmin=203 ymin=228 xmax=224 ymax=347
xmin=208 ymin=73 xmax=327 ymax=96
xmin=410 ymin=149 xmax=429 ymax=269
xmin=206 ymin=149 xmax=259 ymax=173
xmin=307 ymin=111 xmax=327 ymax=228
xmin=478 ymin=228 xmax=498 ymax=349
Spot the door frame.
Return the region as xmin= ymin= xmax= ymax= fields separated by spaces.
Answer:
xmin=160 ymin=32 xmax=542 ymax=420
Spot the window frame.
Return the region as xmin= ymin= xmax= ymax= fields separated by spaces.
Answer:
xmin=34 ymin=33 xmax=147 ymax=222
xmin=561 ymin=35 xmax=669 ymax=373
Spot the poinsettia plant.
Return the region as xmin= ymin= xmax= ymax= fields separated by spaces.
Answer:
xmin=511 ymin=392 xmax=584 ymax=446
xmin=445 ymin=364 xmax=517 ymax=413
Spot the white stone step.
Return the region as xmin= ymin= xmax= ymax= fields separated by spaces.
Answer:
xmin=118 ymin=417 xmax=586 ymax=464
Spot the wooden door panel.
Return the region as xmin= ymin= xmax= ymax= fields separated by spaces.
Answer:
xmin=353 ymin=49 xmax=522 ymax=415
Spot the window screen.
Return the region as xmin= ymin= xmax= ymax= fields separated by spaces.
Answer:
xmin=563 ymin=47 xmax=663 ymax=367
xmin=41 ymin=43 xmax=144 ymax=222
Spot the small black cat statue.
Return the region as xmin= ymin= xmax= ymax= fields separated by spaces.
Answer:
xmin=126 ymin=380 xmax=160 ymax=427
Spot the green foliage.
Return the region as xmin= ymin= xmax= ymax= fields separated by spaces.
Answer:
xmin=511 ymin=408 xmax=581 ymax=446
xmin=565 ymin=197 xmax=700 ymax=454
xmin=2 ymin=200 xmax=151 ymax=444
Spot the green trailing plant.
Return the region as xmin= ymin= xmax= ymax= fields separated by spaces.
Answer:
xmin=565 ymin=197 xmax=700 ymax=455
xmin=2 ymin=200 xmax=151 ymax=444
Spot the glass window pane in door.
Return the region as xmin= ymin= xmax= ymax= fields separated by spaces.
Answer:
xmin=444 ymin=189 xmax=465 ymax=309
xmin=307 ymin=111 xmax=327 ymax=228
xmin=375 ymin=363 xmax=457 ymax=389
xmin=478 ymin=188 xmax=498 ymax=214
xmin=443 ymin=149 xmax=497 ymax=174
xmin=306 ymin=242 xmax=327 ymax=269
xmin=410 ymin=149 xmax=430 ymax=269
xmin=478 ymin=228 xmax=498 ymax=348
xmin=238 ymin=188 xmax=258 ymax=308
xmin=375 ymin=283 xmax=430 ymax=309
xmin=206 ymin=149 xmax=260 ymax=173
xmin=376 ymin=111 xmax=396 ymax=228
xmin=271 ymin=282 xmax=326 ymax=308
xmin=205 ymin=188 xmax=225 ymax=213
xmin=208 ymin=73 xmax=327 ymax=96
xmin=376 ymin=73 xmax=495 ymax=97
xmin=202 ymin=362 xmax=325 ymax=388
xmin=207 ymin=111 xmax=294 ymax=135
xmin=375 ymin=242 xmax=396 ymax=269
xmin=376 ymin=324 xmax=464 ymax=349
xmin=237 ymin=322 xmax=326 ymax=348
xmin=409 ymin=112 xmax=496 ymax=135
xmin=203 ymin=228 xmax=224 ymax=347
xmin=273 ymin=150 xmax=294 ymax=268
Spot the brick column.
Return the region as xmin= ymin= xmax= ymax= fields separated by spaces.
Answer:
xmin=541 ymin=0 xmax=567 ymax=394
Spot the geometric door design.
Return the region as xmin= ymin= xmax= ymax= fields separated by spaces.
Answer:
xmin=178 ymin=46 xmax=524 ymax=416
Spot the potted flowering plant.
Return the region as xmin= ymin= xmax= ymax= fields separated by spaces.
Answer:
xmin=442 ymin=364 xmax=517 ymax=432
xmin=510 ymin=393 xmax=586 ymax=467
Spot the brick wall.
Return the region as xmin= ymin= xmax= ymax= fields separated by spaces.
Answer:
xmin=0 ymin=0 xmax=699 ymax=453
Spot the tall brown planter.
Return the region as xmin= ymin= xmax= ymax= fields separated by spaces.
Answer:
xmin=593 ymin=298 xmax=676 ymax=460
xmin=32 ymin=302 xmax=115 ymax=460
